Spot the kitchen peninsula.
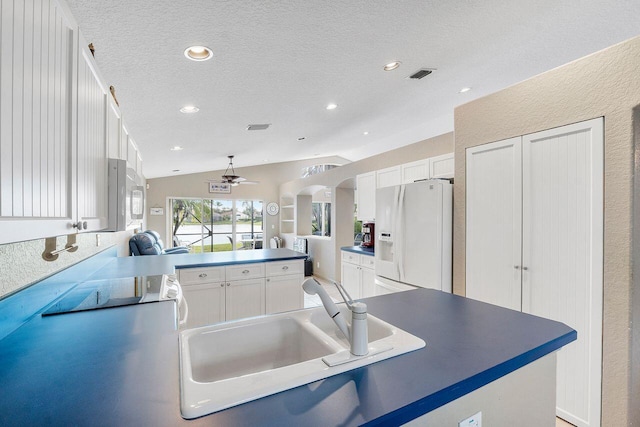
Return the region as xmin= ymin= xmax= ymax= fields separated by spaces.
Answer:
xmin=0 ymin=247 xmax=575 ymax=426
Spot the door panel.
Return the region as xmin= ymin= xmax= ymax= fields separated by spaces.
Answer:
xmin=466 ymin=137 xmax=522 ymax=310
xmin=522 ymin=118 xmax=603 ymax=427
xmin=225 ymin=278 xmax=265 ymax=321
xmin=401 ymin=181 xmax=442 ymax=289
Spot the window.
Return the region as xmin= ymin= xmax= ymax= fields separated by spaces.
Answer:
xmin=169 ymin=198 xmax=263 ymax=252
xmin=311 ymin=202 xmax=331 ymax=237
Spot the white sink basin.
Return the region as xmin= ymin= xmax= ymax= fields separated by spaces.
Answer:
xmin=179 ymin=306 xmax=425 ymax=419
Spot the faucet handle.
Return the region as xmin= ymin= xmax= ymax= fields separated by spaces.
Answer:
xmin=332 ymin=280 xmax=355 ymax=308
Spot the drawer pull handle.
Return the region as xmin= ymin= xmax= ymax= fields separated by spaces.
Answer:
xmin=220 ymin=284 xmax=224 ymax=287
xmin=199 ymin=273 xmax=208 ymax=278
xmin=282 ymin=266 xmax=288 ymax=270
xmin=242 ymin=269 xmax=250 ymax=274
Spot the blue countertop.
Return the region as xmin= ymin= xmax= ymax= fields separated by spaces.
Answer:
xmin=86 ymin=248 xmax=308 ymax=280
xmin=0 ymin=286 xmax=575 ymax=426
xmin=341 ymin=246 xmax=375 ymax=256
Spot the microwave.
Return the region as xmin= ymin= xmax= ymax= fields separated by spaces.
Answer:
xmin=107 ymin=158 xmax=144 ymax=231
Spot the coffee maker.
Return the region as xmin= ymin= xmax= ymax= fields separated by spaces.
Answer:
xmin=361 ymin=222 xmax=375 ymax=248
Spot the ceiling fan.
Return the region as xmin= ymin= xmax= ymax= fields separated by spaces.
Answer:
xmin=206 ymin=155 xmax=259 ymax=186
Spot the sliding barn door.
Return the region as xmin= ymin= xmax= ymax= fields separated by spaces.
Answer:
xmin=522 ymin=118 xmax=603 ymax=427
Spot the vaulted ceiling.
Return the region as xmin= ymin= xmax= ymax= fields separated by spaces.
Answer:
xmin=66 ymin=0 xmax=640 ymax=178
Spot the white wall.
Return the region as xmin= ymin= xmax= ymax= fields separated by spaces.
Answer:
xmin=0 ymin=231 xmax=132 ymax=299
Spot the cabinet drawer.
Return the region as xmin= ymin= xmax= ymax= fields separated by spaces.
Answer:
xmin=226 ymin=263 xmax=265 ymax=281
xmin=341 ymin=251 xmax=359 ymax=264
xmin=360 ymin=255 xmax=375 ymax=269
xmin=179 ymin=266 xmax=225 ymax=285
xmin=266 ymin=260 xmax=304 ymax=276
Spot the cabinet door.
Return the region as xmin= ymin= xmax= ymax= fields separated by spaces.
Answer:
xmin=341 ymin=261 xmax=361 ymax=299
xmin=360 ymin=266 xmax=376 ymax=299
xmin=0 ymin=0 xmax=78 ymax=243
xmin=401 ymin=159 xmax=430 ymax=184
xmin=106 ymin=98 xmax=121 ymax=159
xmin=120 ymin=122 xmax=129 ymax=162
xmin=182 ymin=282 xmax=225 ymax=328
xmin=76 ymin=36 xmax=108 ymax=231
xmin=522 ymin=118 xmax=603 ymax=427
xmin=376 ymin=166 xmax=401 ymax=188
xmin=356 ymin=172 xmax=376 ymax=221
xmin=465 ymin=137 xmax=522 ymax=311
xmin=429 ymin=153 xmax=454 ymax=179
xmin=265 ymin=275 xmax=303 ymax=314
xmin=225 ymin=278 xmax=265 ymax=321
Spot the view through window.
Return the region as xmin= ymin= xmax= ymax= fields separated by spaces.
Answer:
xmin=311 ymin=202 xmax=331 ymax=237
xmin=170 ymin=198 xmax=263 ymax=252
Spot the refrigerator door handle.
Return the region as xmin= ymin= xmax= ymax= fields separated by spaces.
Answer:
xmin=397 ymin=185 xmax=406 ymax=281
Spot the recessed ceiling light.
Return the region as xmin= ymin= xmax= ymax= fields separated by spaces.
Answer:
xmin=170 ymin=146 xmax=183 ymax=151
xmin=459 ymin=87 xmax=472 ymax=93
xmin=180 ymin=105 xmax=199 ymax=114
xmin=326 ymin=103 xmax=338 ymax=110
xmin=363 ymin=131 xmax=369 ymax=135
xmin=184 ymin=46 xmax=212 ymax=61
xmin=383 ymin=61 xmax=401 ymax=71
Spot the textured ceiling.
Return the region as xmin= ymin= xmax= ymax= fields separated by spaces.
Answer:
xmin=66 ymin=0 xmax=640 ymax=178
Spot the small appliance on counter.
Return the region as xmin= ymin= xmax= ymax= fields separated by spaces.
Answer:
xmin=361 ymin=222 xmax=375 ymax=248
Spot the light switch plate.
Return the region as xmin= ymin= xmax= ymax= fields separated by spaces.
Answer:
xmin=459 ymin=411 xmax=482 ymax=427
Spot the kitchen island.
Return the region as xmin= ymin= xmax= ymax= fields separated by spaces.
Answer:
xmin=0 ymin=249 xmax=575 ymax=427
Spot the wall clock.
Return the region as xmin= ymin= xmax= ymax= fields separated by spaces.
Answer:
xmin=266 ymin=202 xmax=279 ymax=216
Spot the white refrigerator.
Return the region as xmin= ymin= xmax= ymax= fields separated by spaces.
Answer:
xmin=375 ymin=179 xmax=452 ymax=293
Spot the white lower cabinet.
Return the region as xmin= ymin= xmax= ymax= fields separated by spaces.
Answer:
xmin=182 ymin=282 xmax=226 ymax=327
xmin=179 ymin=260 xmax=304 ymax=328
xmin=225 ymin=277 xmax=266 ymax=322
xmin=265 ymin=260 xmax=304 ymax=314
xmin=341 ymin=251 xmax=375 ymax=299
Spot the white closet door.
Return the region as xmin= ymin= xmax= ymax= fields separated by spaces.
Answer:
xmin=522 ymin=118 xmax=603 ymax=427
xmin=466 ymin=137 xmax=522 ymax=311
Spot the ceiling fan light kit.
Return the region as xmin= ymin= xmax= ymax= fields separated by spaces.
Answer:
xmin=206 ymin=155 xmax=259 ymax=187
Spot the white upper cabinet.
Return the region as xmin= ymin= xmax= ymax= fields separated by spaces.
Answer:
xmin=429 ymin=153 xmax=454 ymax=179
xmin=401 ymin=159 xmax=430 ymax=183
xmin=0 ymin=0 xmax=78 ymax=243
xmin=376 ymin=166 xmax=401 ymax=188
xmin=106 ymin=97 xmax=122 ymax=160
xmin=76 ymin=32 xmax=108 ymax=231
xmin=0 ymin=0 xmax=143 ymax=243
xmin=356 ymin=172 xmax=376 ymax=221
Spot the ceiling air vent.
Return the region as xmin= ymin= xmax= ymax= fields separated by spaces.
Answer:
xmin=408 ymin=69 xmax=435 ymax=80
xmin=247 ymin=124 xmax=270 ymax=131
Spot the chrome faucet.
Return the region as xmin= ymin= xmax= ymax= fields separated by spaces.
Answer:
xmin=302 ymin=278 xmax=369 ymax=356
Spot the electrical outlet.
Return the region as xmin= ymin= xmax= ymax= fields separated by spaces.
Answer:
xmin=459 ymin=411 xmax=481 ymax=427
xmin=96 ymin=234 xmax=101 ymax=247
xmin=316 ymin=261 xmax=320 ymax=269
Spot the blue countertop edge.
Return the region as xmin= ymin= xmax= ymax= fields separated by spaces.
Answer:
xmin=341 ymin=246 xmax=375 ymax=256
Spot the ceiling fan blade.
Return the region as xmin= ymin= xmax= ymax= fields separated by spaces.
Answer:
xmin=239 ymin=180 xmax=259 ymax=185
